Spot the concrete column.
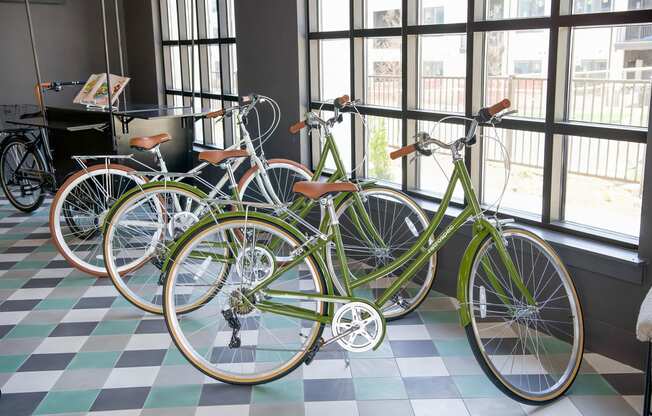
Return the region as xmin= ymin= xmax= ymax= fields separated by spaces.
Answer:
xmin=234 ymin=0 xmax=309 ymax=165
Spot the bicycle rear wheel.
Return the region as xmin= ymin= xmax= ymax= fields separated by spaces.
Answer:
xmin=465 ymin=227 xmax=583 ymax=404
xmin=325 ymin=187 xmax=436 ymax=320
xmin=0 ymin=135 xmax=46 ymax=212
xmin=49 ymin=164 xmax=145 ymax=276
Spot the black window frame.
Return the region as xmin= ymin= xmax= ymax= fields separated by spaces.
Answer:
xmin=307 ymin=0 xmax=652 ymax=249
xmin=159 ymin=0 xmax=239 ymax=149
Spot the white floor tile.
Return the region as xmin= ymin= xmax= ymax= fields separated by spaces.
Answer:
xmin=411 ymin=399 xmax=470 ymax=416
xmin=396 ymin=357 xmax=449 ymax=377
xmin=302 ymin=359 xmax=352 ymax=379
xmin=1 ymin=370 xmax=63 ymax=393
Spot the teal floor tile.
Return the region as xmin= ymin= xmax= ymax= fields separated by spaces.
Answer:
xmin=144 ymin=384 xmax=202 ymax=408
xmin=419 ymin=310 xmax=459 ymax=324
xmin=353 ymin=377 xmax=408 ymax=400
xmin=163 ymin=348 xmax=189 ymax=366
xmin=34 ymin=389 xmax=100 ymax=414
xmin=433 ymin=339 xmax=473 ymax=356
xmin=252 ymin=379 xmax=304 ymax=403
xmin=57 ymin=277 xmax=96 ymax=288
xmin=11 ymin=260 xmax=49 ymax=270
xmin=0 ymin=354 xmax=28 ymax=372
xmin=452 ymin=375 xmax=503 ymax=398
xmin=5 ymin=323 xmax=56 ymax=339
xmin=36 ymin=298 xmax=77 ymax=310
xmin=92 ymin=320 xmax=139 ymax=336
xmin=0 ymin=278 xmax=28 ymax=289
xmin=67 ymin=351 xmax=121 ymax=370
xmin=568 ymin=374 xmax=618 ymax=396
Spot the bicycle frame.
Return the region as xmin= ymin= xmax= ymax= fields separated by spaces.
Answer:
xmin=233 ymin=156 xmax=535 ymax=330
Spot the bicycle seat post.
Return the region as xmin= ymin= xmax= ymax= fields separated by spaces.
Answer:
xmin=151 ymin=146 xmax=168 ymax=174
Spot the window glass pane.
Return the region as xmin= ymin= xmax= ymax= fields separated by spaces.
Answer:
xmin=208 ymin=99 xmax=225 ymax=148
xmin=320 ymin=111 xmax=352 ymax=172
xmin=166 ymin=46 xmax=182 ymax=90
xmin=365 ymin=0 xmax=402 ymax=28
xmin=365 ymin=37 xmax=402 ymax=108
xmin=482 ymin=128 xmax=544 ymax=216
xmin=415 ymin=120 xmax=466 ymax=201
xmin=319 ymin=39 xmax=351 ymax=100
xmin=184 ymin=45 xmax=201 ymax=93
xmin=229 ymin=44 xmax=238 ymax=94
xmin=418 ymin=34 xmax=466 ymax=112
xmin=206 ymin=0 xmax=219 ymax=38
xmin=485 ymin=0 xmax=551 ymax=19
xmin=167 ymin=0 xmax=179 ymax=40
xmin=194 ymin=97 xmax=204 ymax=144
xmin=419 ymin=0 xmax=467 ymax=24
xmin=569 ymin=25 xmax=652 ymax=128
xmin=572 ymin=0 xmax=652 ymax=13
xmin=365 ymin=116 xmax=402 ymax=185
xmin=317 ymin=0 xmax=349 ymax=31
xmin=227 ymin=0 xmax=236 ymax=37
xmin=484 ymin=30 xmax=549 ymax=119
xmin=207 ymin=45 xmax=221 ymax=94
xmin=564 ymin=136 xmax=644 ymax=237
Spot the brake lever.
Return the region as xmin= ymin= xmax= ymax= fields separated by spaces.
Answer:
xmin=494 ymin=109 xmax=518 ymax=123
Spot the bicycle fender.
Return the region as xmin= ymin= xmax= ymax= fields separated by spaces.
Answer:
xmin=102 ymin=181 xmax=208 ymax=233
xmin=457 ymin=227 xmax=491 ymax=327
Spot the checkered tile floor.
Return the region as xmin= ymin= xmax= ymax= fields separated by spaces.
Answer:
xmin=0 ymin=199 xmax=645 ymax=415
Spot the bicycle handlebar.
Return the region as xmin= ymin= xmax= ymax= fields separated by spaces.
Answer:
xmin=205 ymin=109 xmax=226 ymax=119
xmin=487 ymin=98 xmax=511 ymax=116
xmin=390 ymin=144 xmax=417 ymax=160
xmin=389 ymin=98 xmax=513 ymax=159
xmin=334 ymin=95 xmax=350 ymax=109
xmin=289 ymin=120 xmax=306 ymax=134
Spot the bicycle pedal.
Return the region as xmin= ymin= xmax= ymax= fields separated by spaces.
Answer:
xmin=303 ymin=337 xmax=324 ymax=365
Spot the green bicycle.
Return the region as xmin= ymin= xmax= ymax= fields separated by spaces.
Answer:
xmin=102 ymin=95 xmax=435 ymax=318
xmin=161 ymin=98 xmax=584 ymax=404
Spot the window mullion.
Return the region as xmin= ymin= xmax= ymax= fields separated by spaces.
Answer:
xmin=542 ymin=0 xmax=562 ymax=223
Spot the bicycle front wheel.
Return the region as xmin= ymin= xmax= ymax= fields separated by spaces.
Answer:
xmin=465 ymin=227 xmax=583 ymax=404
xmin=163 ymin=217 xmax=327 ymax=385
xmin=325 ymin=187 xmax=436 ymax=320
xmin=103 ymin=184 xmax=212 ymax=314
xmin=0 ymin=135 xmax=46 ymax=212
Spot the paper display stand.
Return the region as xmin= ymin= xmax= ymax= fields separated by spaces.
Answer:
xmin=73 ymin=73 xmax=130 ymax=111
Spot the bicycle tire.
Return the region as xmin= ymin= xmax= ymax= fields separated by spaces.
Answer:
xmin=0 ymin=134 xmax=46 ymax=212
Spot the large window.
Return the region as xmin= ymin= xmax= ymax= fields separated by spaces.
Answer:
xmin=160 ymin=0 xmax=238 ymax=148
xmin=309 ymin=0 xmax=651 ymax=245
